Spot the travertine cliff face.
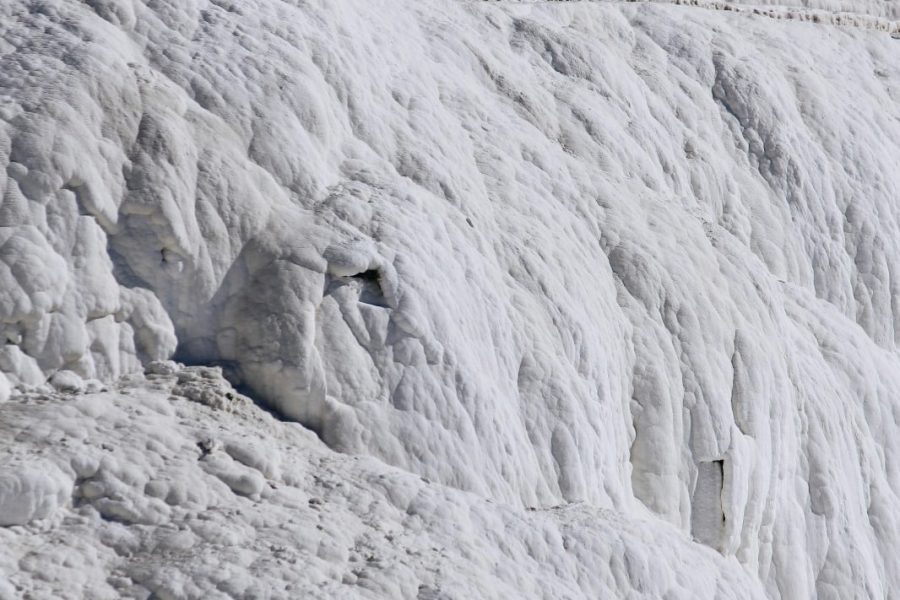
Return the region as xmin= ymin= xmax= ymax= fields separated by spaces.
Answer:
xmin=3 ymin=1 xmax=900 ymax=598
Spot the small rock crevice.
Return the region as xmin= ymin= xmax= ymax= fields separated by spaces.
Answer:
xmin=690 ymin=459 xmax=725 ymax=549
xmin=324 ymin=269 xmax=389 ymax=308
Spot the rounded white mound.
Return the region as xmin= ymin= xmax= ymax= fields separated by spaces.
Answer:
xmin=0 ymin=460 xmax=71 ymax=527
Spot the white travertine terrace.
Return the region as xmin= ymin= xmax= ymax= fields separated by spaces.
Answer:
xmin=3 ymin=0 xmax=900 ymax=597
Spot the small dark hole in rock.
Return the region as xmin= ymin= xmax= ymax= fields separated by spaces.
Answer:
xmin=349 ymin=270 xmax=388 ymax=307
xmin=352 ymin=269 xmax=381 ymax=282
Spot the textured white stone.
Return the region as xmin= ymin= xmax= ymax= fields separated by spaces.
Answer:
xmin=0 ymin=461 xmax=71 ymax=527
xmin=1 ymin=0 xmax=900 ymax=597
xmin=49 ymin=370 xmax=84 ymax=394
xmin=0 ymin=373 xmax=765 ymax=599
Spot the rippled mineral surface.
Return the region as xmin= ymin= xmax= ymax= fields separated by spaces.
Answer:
xmin=3 ymin=1 xmax=900 ymax=598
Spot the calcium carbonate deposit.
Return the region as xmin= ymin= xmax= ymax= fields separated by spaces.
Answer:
xmin=2 ymin=0 xmax=900 ymax=598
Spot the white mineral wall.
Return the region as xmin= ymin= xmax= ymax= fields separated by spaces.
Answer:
xmin=3 ymin=0 xmax=900 ymax=597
